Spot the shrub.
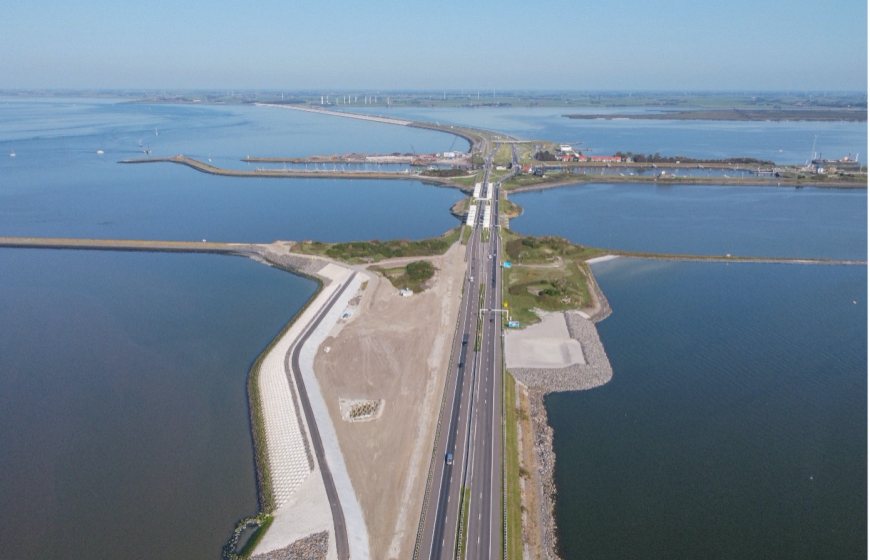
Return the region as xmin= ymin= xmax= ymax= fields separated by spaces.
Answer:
xmin=406 ymin=260 xmax=435 ymax=281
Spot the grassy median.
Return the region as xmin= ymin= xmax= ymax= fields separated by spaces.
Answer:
xmin=457 ymin=486 xmax=472 ymax=558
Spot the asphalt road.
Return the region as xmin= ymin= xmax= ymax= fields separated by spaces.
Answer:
xmin=288 ymin=273 xmax=357 ymax=560
xmin=418 ymin=152 xmax=505 ymax=559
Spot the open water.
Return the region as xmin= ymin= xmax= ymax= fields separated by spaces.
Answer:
xmin=0 ymin=98 xmax=464 ymax=559
xmin=0 ymin=98 xmax=464 ymax=242
xmin=0 ymin=98 xmax=865 ymax=559
xmin=510 ymin=183 xmax=867 ymax=259
xmin=351 ymin=105 xmax=865 ymax=165
xmin=549 ymin=260 xmax=866 ymax=559
xmin=0 ymin=249 xmax=316 ymax=559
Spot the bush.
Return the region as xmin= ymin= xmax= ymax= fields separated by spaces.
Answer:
xmin=406 ymin=260 xmax=435 ymax=281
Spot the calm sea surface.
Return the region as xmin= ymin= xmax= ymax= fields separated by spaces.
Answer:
xmin=0 ymin=249 xmax=317 ymax=559
xmin=0 ymin=98 xmax=464 ymax=242
xmin=510 ymin=183 xmax=867 ymax=259
xmin=548 ymin=260 xmax=867 ymax=559
xmin=1 ymin=100 xmax=865 ymax=559
xmin=351 ymin=105 xmax=865 ymax=165
xmin=0 ymin=99 xmax=464 ymax=558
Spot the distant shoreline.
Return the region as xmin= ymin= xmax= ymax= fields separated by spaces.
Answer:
xmin=505 ymin=175 xmax=867 ymax=193
xmin=564 ymin=108 xmax=867 ymax=122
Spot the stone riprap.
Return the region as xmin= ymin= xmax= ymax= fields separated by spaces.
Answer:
xmin=252 ymin=531 xmax=329 ymax=560
xmin=510 ymin=312 xmax=612 ymax=393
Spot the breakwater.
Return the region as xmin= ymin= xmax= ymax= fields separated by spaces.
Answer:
xmin=255 ymin=103 xmax=413 ymax=126
xmin=119 ymin=155 xmax=461 ymax=185
xmin=254 ymin=102 xmax=490 ymax=153
xmin=507 ymin=174 xmax=867 ymax=192
xmin=0 ymin=236 xmax=260 ymax=255
xmin=606 ymin=252 xmax=866 ymax=266
xmin=509 ymin=311 xmax=614 ymax=560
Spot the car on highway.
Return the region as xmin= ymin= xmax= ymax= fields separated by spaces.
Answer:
xmin=445 ymin=452 xmax=453 ymax=465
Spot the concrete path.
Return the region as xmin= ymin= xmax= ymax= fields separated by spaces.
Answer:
xmin=253 ymin=261 xmax=370 ymax=559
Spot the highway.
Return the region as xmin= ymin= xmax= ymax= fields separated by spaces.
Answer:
xmin=417 ymin=148 xmax=505 ymax=559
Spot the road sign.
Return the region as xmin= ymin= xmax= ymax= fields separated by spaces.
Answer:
xmin=503 ymin=261 xmax=512 ymax=268
xmin=507 ymin=320 xmax=520 ymax=328
xmin=503 ymin=301 xmax=509 ymax=308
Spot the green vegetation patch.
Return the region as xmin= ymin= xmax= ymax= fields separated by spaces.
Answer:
xmin=475 ymin=283 xmax=485 ymax=351
xmin=460 ymin=225 xmax=472 ymax=245
xmin=457 ymin=486 xmax=472 ymax=558
xmin=502 ymin=172 xmax=573 ymax=190
xmin=295 ymin=228 xmax=459 ymax=263
xmin=515 ymin=142 xmax=547 ymax=164
xmin=504 ymin=373 xmax=523 ymax=560
xmin=237 ymin=515 xmax=274 ymax=558
xmin=494 ymin=143 xmax=513 ymax=166
xmin=374 ymin=260 xmax=436 ymax=293
xmin=223 ymin=513 xmax=274 ymax=560
xmin=450 ymin=197 xmax=471 ymax=219
xmin=489 ymin=169 xmax=513 ymax=183
xmin=420 ymin=168 xmax=472 ymax=178
xmin=450 ymin=171 xmax=485 ymax=188
xmin=501 ymin=197 xmax=521 ymax=219
xmin=501 ymin=231 xmax=605 ymax=325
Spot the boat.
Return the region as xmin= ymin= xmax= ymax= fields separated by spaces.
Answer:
xmin=96 ymin=149 xmax=105 ymax=155
xmin=9 ymin=150 xmax=15 ymax=158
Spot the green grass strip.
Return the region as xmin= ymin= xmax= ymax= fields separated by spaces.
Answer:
xmin=461 ymin=225 xmax=472 ymax=245
xmin=456 ymin=486 xmax=472 ymax=559
xmin=504 ymin=372 xmax=523 ymax=560
xmin=238 ymin=515 xmax=274 ymax=558
xmin=475 ymin=283 xmax=485 ymax=351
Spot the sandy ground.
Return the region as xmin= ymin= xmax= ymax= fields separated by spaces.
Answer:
xmin=504 ymin=312 xmax=585 ymax=369
xmin=313 ymin=242 xmax=466 ymax=559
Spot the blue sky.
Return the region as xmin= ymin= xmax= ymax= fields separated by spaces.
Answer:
xmin=1 ymin=0 xmax=866 ymax=91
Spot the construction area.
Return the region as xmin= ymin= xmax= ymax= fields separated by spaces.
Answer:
xmin=313 ymin=242 xmax=467 ymax=559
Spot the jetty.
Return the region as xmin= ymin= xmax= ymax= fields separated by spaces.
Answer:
xmin=0 ymin=236 xmax=260 ymax=255
xmin=595 ymin=251 xmax=867 ymax=266
xmin=118 ymin=155 xmax=465 ymax=185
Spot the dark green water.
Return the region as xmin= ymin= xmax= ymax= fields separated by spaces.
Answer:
xmin=0 ymin=249 xmax=316 ymax=559
xmin=548 ymin=260 xmax=867 ymax=559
